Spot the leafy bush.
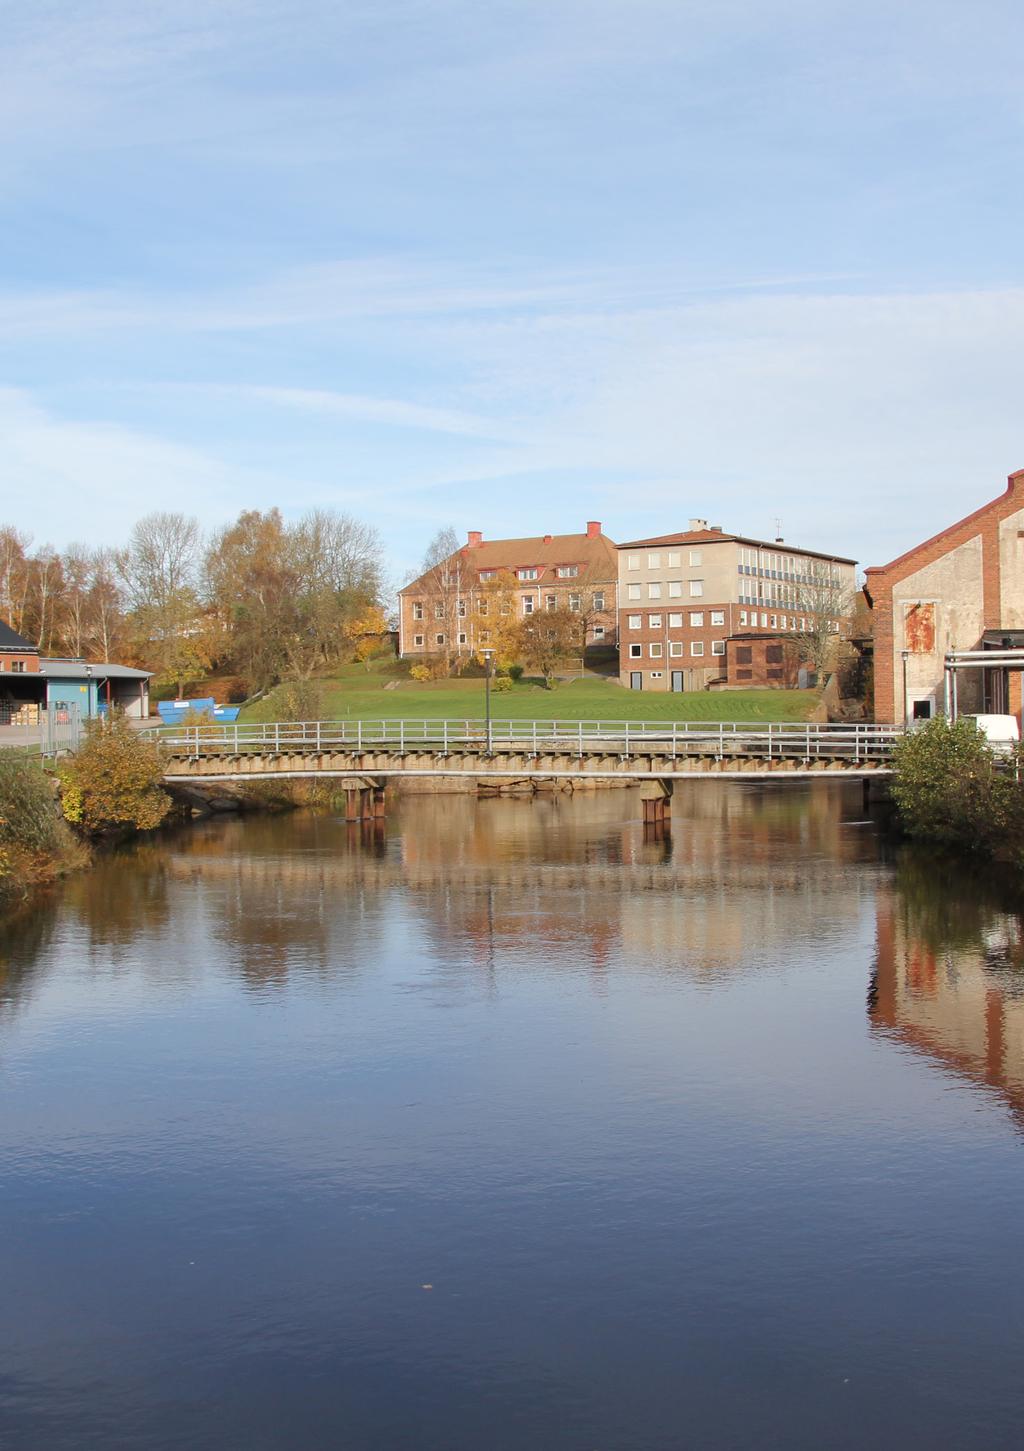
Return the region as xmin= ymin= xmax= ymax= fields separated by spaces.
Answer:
xmin=0 ymin=752 xmax=84 ymax=899
xmin=490 ymin=675 xmax=513 ymax=694
xmin=891 ymin=717 xmax=1024 ymax=860
xmin=59 ymin=714 xmax=171 ymax=834
xmin=276 ymin=679 xmax=324 ymax=722
xmin=508 ymin=664 xmax=524 ymax=682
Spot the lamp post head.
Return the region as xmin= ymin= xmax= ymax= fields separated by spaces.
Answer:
xmin=901 ymin=650 xmax=909 ymax=662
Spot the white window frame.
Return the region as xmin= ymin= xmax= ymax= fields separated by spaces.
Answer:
xmin=627 ymin=614 xmax=642 ymax=629
xmin=689 ymin=611 xmax=704 ymax=627
xmin=710 ymin=610 xmax=724 ymax=626
xmin=712 ymin=640 xmax=725 ymax=656
xmin=667 ymin=551 xmax=681 ymax=567
xmin=626 ymin=555 xmax=640 ymax=570
xmin=691 ymin=641 xmax=704 ymax=656
xmin=648 ymin=582 xmax=662 ymax=600
xmin=647 ymin=553 xmax=660 ymax=568
xmin=668 ymin=612 xmax=683 ymax=628
xmin=689 ymin=549 xmax=703 ymax=566
xmin=668 ymin=581 xmax=682 ymax=598
xmin=669 ymin=641 xmax=683 ymax=657
xmin=648 ymin=613 xmax=662 ymax=628
xmin=650 ymin=642 xmax=663 ymax=658
xmin=689 ymin=580 xmax=704 ymax=598
xmin=629 ymin=643 xmax=642 ymax=659
xmin=627 ymin=583 xmax=641 ymax=601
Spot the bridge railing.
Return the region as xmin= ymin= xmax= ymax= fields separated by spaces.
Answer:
xmin=153 ymin=718 xmax=904 ymax=762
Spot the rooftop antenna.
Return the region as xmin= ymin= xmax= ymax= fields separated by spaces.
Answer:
xmin=774 ymin=517 xmax=784 ymax=543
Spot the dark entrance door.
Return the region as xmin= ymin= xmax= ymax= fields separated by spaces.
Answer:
xmin=671 ymin=671 xmax=684 ymax=692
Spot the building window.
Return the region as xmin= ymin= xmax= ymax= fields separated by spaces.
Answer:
xmin=648 ymin=613 xmax=662 ymax=628
xmin=766 ymin=644 xmax=784 ymax=664
xmin=479 ymin=630 xmax=491 ymax=643
xmin=479 ymin=570 xmax=496 ymax=582
xmin=412 ymin=602 xmax=424 ymax=620
xmin=689 ymin=580 xmax=703 ymax=597
xmin=737 ymin=668 xmax=752 ymax=681
xmin=414 ymin=634 xmax=424 ymax=647
xmin=556 ymin=565 xmax=578 ymax=578
xmin=711 ymin=640 xmax=725 ymax=656
xmin=478 ymin=598 xmax=489 ymax=615
xmin=689 ymin=549 xmax=702 ymax=565
xmin=739 ymin=610 xmax=748 ymax=626
xmin=647 ymin=553 xmax=660 ymax=568
xmin=710 ymin=610 xmax=724 ymax=626
xmin=435 ymin=603 xmax=445 ymax=619
xmin=691 ymin=641 xmax=704 ymax=656
xmin=545 ymin=594 xmax=557 ymax=610
xmin=629 ymin=643 xmax=642 ymax=658
xmin=668 ymin=612 xmax=683 ymax=628
xmin=769 ymin=614 xmax=777 ymax=628
xmin=689 ymin=611 xmax=704 ymax=627
xmin=650 ymin=671 xmax=663 ymax=680
xmin=522 ymin=597 xmax=534 ymax=614
xmin=458 ymin=632 xmax=468 ymax=645
xmin=760 ymin=612 xmax=768 ymax=627
xmin=668 ymin=581 xmax=682 ymax=598
xmin=457 ymin=599 xmax=466 ymax=617
xmin=626 ymin=555 xmax=639 ymax=570
xmin=593 ymin=625 xmax=605 ymax=640
xmin=627 ymin=614 xmax=642 ymax=629
xmin=627 ymin=583 xmax=641 ymax=600
xmin=435 ymin=633 xmax=446 ymax=645
xmin=736 ymin=646 xmax=753 ymax=664
xmin=592 ymin=591 xmax=605 ymax=611
xmin=650 ymin=642 xmax=663 ymax=658
xmin=648 ymin=582 xmax=662 ymax=600
xmin=667 ymin=551 xmax=681 ymax=567
xmin=568 ymin=593 xmax=581 ymax=611
xmin=669 ymin=641 xmax=683 ymax=657
xmin=518 ymin=567 xmax=539 ymax=581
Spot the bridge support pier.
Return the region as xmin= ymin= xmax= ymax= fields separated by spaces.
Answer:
xmin=344 ymin=783 xmax=386 ymax=822
xmin=640 ymin=778 xmax=673 ymax=826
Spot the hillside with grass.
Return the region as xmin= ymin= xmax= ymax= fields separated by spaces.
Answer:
xmin=241 ymin=659 xmax=820 ymax=724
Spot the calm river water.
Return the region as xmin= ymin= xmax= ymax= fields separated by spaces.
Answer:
xmin=3 ymin=783 xmax=1024 ymax=1449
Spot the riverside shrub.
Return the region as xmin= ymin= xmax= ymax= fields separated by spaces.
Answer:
xmin=0 ymin=752 xmax=83 ymax=898
xmin=890 ymin=717 xmax=1024 ymax=860
xmin=60 ymin=715 xmax=171 ymax=834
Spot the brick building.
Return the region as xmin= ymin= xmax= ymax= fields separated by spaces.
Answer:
xmin=0 ymin=620 xmax=39 ymax=676
xmin=398 ymin=523 xmax=618 ymax=662
xmin=616 ymin=522 xmax=856 ymax=692
xmin=864 ymin=468 xmax=1024 ymax=725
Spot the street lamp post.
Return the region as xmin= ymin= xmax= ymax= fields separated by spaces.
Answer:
xmin=481 ymin=648 xmax=494 ymax=754
xmin=901 ymin=649 xmax=909 ymax=728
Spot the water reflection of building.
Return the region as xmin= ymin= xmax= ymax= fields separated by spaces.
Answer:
xmin=151 ymin=784 xmax=875 ymax=986
xmin=870 ymin=863 xmax=1024 ymax=1122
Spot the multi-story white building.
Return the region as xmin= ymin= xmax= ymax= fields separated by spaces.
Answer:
xmin=616 ymin=520 xmax=857 ymax=691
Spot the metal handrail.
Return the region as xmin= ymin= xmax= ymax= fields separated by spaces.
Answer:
xmin=152 ymin=717 xmax=905 ymax=761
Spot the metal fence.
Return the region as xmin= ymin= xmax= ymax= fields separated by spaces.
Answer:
xmin=0 ymin=703 xmax=83 ymax=756
xmin=153 ymin=717 xmax=904 ymax=763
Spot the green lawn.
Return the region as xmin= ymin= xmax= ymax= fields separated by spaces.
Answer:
xmin=241 ymin=660 xmax=820 ymax=724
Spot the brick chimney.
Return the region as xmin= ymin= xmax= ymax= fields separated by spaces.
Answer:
xmin=586 ymin=520 xmax=601 ymax=538
xmin=467 ymin=530 xmax=483 ymax=547
xmin=543 ymin=533 xmax=553 ymax=543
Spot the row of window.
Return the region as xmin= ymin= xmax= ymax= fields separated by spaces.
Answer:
xmin=625 ymin=550 xmax=703 ymax=569
xmin=626 ymin=610 xmax=726 ymax=630
xmin=0 ymin=660 xmax=28 ymax=672
xmin=625 ymin=580 xmax=703 ymax=601
xmin=477 ymin=564 xmax=581 ymax=583
xmin=628 ymin=641 xmax=725 ymax=659
xmin=412 ymin=590 xmax=605 ymax=619
xmin=739 ymin=610 xmax=808 ymax=630
xmin=411 ymin=626 xmax=608 ymax=648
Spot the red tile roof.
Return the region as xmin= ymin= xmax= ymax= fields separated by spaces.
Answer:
xmin=401 ymin=530 xmax=618 ymax=593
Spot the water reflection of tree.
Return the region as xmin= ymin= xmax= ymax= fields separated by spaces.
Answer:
xmin=870 ymin=848 xmax=1024 ymax=1123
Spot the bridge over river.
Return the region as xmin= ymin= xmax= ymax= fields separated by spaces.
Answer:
xmin=157 ymin=718 xmax=900 ymax=822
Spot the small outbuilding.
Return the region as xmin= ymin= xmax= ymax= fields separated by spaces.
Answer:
xmin=0 ymin=619 xmax=150 ymax=725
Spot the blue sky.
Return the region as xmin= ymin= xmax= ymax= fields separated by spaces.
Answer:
xmin=2 ymin=0 xmax=1023 ymax=585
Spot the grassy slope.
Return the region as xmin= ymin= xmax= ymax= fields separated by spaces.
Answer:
xmin=242 ymin=660 xmax=820 ymax=724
